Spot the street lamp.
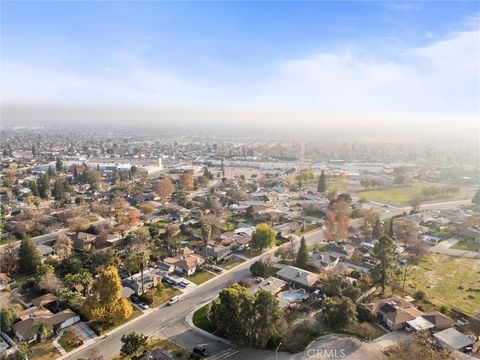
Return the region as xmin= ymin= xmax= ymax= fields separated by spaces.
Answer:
xmin=276 ymin=342 xmax=282 ymax=360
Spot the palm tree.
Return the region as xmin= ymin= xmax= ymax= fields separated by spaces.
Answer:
xmin=137 ymin=251 xmax=149 ymax=294
xmin=34 ymin=322 xmax=48 ymax=342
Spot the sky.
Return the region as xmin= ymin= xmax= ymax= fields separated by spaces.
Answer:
xmin=1 ymin=1 xmax=479 ymax=127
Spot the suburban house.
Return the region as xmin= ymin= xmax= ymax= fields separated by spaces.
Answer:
xmin=456 ymin=228 xmax=480 ymax=243
xmin=248 ymin=277 xmax=286 ymax=295
xmin=206 ymin=244 xmax=232 ymax=261
xmin=123 ymin=268 xmax=159 ymax=294
xmin=220 ymin=232 xmax=251 ymax=251
xmin=277 ymin=265 xmax=318 ymax=288
xmin=326 ymin=243 xmax=356 ymax=259
xmin=71 ymin=232 xmax=96 ymax=251
xmin=368 ymin=298 xmax=423 ymax=330
xmin=163 ymin=247 xmax=205 ymax=276
xmin=309 ymin=251 xmax=341 ymax=270
xmin=421 ymin=312 xmax=454 ymax=331
xmin=274 ymin=222 xmax=302 ymax=238
xmin=13 ymin=294 xmax=80 ymax=342
xmin=433 ymin=328 xmax=474 ymax=352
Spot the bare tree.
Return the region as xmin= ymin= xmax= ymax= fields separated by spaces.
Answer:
xmin=55 ymin=234 xmax=73 ymax=259
xmin=39 ymin=272 xmax=63 ymax=294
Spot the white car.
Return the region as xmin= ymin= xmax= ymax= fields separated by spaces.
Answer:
xmin=180 ymin=280 xmax=190 ymax=287
xmin=167 ymin=296 xmax=180 ymax=306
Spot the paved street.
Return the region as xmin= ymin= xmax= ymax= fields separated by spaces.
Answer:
xmin=429 ymin=237 xmax=480 ymax=259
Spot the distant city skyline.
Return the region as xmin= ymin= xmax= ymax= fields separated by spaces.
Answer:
xmin=1 ymin=1 xmax=479 ymax=126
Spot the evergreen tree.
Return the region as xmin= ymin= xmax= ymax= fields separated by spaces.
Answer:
xmin=53 ymin=180 xmax=65 ymax=201
xmin=472 ymin=188 xmax=480 ymax=206
xmin=31 ymin=144 xmax=36 ymax=156
xmin=28 ymin=181 xmax=39 ymax=197
xmin=47 ymin=166 xmax=55 ymax=177
xmin=55 ymin=157 xmax=63 ymax=172
xmin=372 ymin=235 xmax=395 ymax=294
xmin=295 ymin=236 xmax=309 ymax=269
xmin=120 ymin=332 xmax=148 ymax=357
xmin=372 ymin=219 xmax=384 ymax=240
xmin=317 ymin=170 xmax=327 ymax=192
xmin=37 ymin=173 xmax=51 ymax=199
xmin=18 ymin=238 xmax=41 ymax=275
xmin=388 ymin=218 xmax=394 ymax=238
xmin=73 ymin=165 xmax=78 ymax=180
xmin=63 ymin=179 xmax=73 ymax=193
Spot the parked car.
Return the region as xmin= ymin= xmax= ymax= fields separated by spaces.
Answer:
xmin=167 ymin=296 xmax=180 ymax=306
xmin=162 ymin=276 xmax=174 ymax=285
xmin=179 ymin=280 xmax=189 ymax=287
xmin=193 ymin=345 xmax=209 ymax=357
xmin=139 ymin=303 xmax=150 ymax=310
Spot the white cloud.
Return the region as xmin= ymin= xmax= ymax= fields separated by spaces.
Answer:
xmin=2 ymin=25 xmax=478 ymax=118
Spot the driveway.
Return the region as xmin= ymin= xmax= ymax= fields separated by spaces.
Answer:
xmin=429 ymin=237 xmax=480 ymax=259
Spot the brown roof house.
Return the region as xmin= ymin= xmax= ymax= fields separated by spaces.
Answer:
xmin=13 ymin=294 xmax=80 ymax=342
xmin=368 ymin=298 xmax=423 ymax=330
xmin=164 ymin=247 xmax=205 ymax=276
xmin=72 ymin=232 xmax=96 ymax=251
xmin=277 ymin=265 xmax=318 ymax=288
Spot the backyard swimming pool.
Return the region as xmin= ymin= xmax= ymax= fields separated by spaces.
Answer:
xmin=279 ymin=291 xmax=308 ymax=301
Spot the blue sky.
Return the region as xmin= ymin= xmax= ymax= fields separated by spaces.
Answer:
xmin=1 ymin=1 xmax=479 ymax=118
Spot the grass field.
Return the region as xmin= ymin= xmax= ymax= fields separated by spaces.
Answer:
xmin=357 ymin=184 xmax=466 ymax=205
xmin=187 ymin=270 xmax=216 ymax=285
xmin=192 ymin=304 xmax=217 ymax=333
xmin=219 ymin=255 xmax=245 ymax=270
xmin=406 ymin=254 xmax=480 ymax=318
xmin=30 ymin=341 xmax=60 ymax=360
xmin=451 ymin=241 xmax=480 ymax=251
xmin=342 ymin=322 xmax=386 ymax=340
xmin=151 ymin=287 xmax=182 ymax=307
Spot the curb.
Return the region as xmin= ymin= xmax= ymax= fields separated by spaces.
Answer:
xmin=185 ymin=302 xmax=232 ymax=346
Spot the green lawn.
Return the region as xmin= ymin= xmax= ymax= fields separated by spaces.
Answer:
xmin=192 ymin=304 xmax=217 ymax=333
xmin=187 ymin=270 xmax=216 ymax=285
xmin=357 ymin=184 xmax=466 ymax=205
xmin=266 ymin=266 xmax=281 ymax=277
xmin=405 ymin=254 xmax=480 ymax=318
xmin=451 ymin=241 xmax=480 ymax=251
xmin=151 ymin=287 xmax=182 ymax=307
xmin=30 ymin=341 xmax=60 ymax=360
xmin=295 ymin=224 xmax=320 ymax=235
xmin=219 ymin=256 xmax=245 ymax=270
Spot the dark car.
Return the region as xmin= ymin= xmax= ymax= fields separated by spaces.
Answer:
xmin=193 ymin=345 xmax=209 ymax=357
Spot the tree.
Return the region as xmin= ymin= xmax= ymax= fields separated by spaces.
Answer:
xmin=388 ymin=218 xmax=394 ymax=238
xmin=394 ymin=218 xmax=417 ymax=249
xmin=180 ymin=172 xmax=194 ymax=191
xmin=295 ymin=236 xmax=309 ymax=269
xmin=37 ymin=173 xmax=51 ymax=199
xmin=153 ymin=178 xmax=175 ymax=200
xmin=372 ymin=235 xmax=395 ymax=294
xmin=372 ymin=219 xmax=384 ymax=240
xmin=65 ymin=270 xmax=93 ymax=296
xmin=472 ymin=188 xmax=480 ymax=206
xmin=82 ymin=266 xmax=133 ymax=323
xmin=201 ymin=223 xmax=212 ymax=256
xmin=327 ymin=297 xmax=357 ymax=329
xmin=55 ymin=234 xmax=73 ymax=259
xmin=0 ymin=241 xmax=18 ymax=275
xmin=317 ymin=170 xmax=327 ymax=192
xmin=251 ymin=223 xmax=276 ymax=251
xmin=250 ymin=290 xmax=284 ymax=348
xmin=409 ymin=196 xmax=422 ymax=213
xmin=323 ymin=211 xmax=349 ymax=241
xmin=250 ymin=260 xmax=267 ymax=277
xmin=56 ymin=157 xmax=63 ymax=172
xmin=39 ymin=272 xmax=63 ymax=294
xmin=136 ymin=251 xmax=150 ymax=294
xmin=120 ymin=332 xmax=148 ymax=357
xmin=337 ymin=193 xmax=352 ymax=204
xmin=0 ymin=307 xmax=18 ymax=335
xmin=13 ymin=342 xmax=31 ymax=360
xmin=35 ymin=323 xmax=48 ymax=342
xmin=18 ymin=237 xmax=41 ymax=275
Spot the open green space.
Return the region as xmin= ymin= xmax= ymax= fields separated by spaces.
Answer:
xmin=192 ymin=304 xmax=217 ymax=333
xmin=357 ymin=184 xmax=466 ymax=205
xmin=295 ymin=224 xmax=321 ymax=235
xmin=451 ymin=241 xmax=480 ymax=251
xmin=405 ymin=254 xmax=480 ymax=318
xmin=149 ymin=287 xmax=182 ymax=307
xmin=219 ymin=256 xmax=245 ymax=270
xmin=187 ymin=270 xmax=216 ymax=285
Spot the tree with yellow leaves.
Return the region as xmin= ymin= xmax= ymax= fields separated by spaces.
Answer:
xmin=82 ymin=266 xmax=132 ymax=324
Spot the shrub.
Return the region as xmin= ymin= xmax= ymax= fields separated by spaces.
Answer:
xmin=414 ymin=290 xmax=426 ymax=301
xmin=138 ymin=292 xmax=154 ymax=305
xmin=356 ymin=304 xmax=374 ymax=322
